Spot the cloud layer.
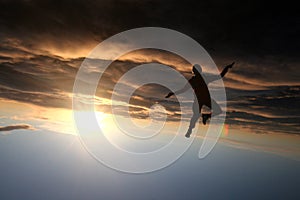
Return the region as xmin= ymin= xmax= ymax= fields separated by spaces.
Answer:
xmin=0 ymin=0 xmax=299 ymax=135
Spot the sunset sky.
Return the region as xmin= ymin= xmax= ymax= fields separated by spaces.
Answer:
xmin=0 ymin=0 xmax=299 ymax=199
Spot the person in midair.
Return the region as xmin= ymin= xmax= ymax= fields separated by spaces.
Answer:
xmin=165 ymin=62 xmax=234 ymax=138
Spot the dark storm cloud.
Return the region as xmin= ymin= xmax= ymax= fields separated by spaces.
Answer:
xmin=1 ymin=0 xmax=298 ymax=88
xmin=0 ymin=0 xmax=153 ymax=56
xmin=0 ymin=0 xmax=299 ymax=58
xmin=0 ymin=0 xmax=299 ymax=72
xmin=0 ymin=124 xmax=34 ymax=132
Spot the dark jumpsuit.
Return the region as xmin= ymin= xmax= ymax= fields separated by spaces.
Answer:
xmin=172 ymin=63 xmax=233 ymax=134
xmin=179 ymin=74 xmax=222 ymax=130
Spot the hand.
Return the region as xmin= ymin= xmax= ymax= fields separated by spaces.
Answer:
xmin=221 ymin=62 xmax=235 ymax=77
xmin=226 ymin=62 xmax=235 ymax=68
xmin=165 ymin=92 xmax=174 ymax=98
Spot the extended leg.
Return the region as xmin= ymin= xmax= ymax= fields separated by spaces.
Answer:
xmin=186 ymin=101 xmax=202 ymax=138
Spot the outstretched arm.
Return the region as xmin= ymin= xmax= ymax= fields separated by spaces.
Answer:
xmin=205 ymin=62 xmax=235 ymax=83
xmin=220 ymin=62 xmax=235 ymax=77
xmin=165 ymin=82 xmax=191 ymax=98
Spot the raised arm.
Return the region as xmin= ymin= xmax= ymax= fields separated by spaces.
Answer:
xmin=165 ymin=82 xmax=191 ymax=98
xmin=220 ymin=62 xmax=235 ymax=77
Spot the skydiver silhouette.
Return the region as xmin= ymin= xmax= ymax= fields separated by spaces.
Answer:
xmin=165 ymin=62 xmax=234 ymax=138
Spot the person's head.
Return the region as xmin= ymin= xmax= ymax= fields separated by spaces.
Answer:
xmin=192 ymin=64 xmax=202 ymax=75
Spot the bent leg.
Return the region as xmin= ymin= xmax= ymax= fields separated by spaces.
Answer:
xmin=211 ymin=99 xmax=222 ymax=116
xmin=202 ymin=99 xmax=222 ymax=125
xmin=190 ymin=101 xmax=201 ymax=129
xmin=189 ymin=112 xmax=200 ymax=130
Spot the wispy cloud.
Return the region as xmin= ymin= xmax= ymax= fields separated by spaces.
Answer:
xmin=226 ymin=85 xmax=300 ymax=134
xmin=0 ymin=124 xmax=34 ymax=132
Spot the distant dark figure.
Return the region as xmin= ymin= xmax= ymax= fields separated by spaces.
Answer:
xmin=165 ymin=62 xmax=234 ymax=138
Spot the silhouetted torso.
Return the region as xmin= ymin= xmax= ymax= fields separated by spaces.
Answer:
xmin=189 ymin=75 xmax=211 ymax=105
